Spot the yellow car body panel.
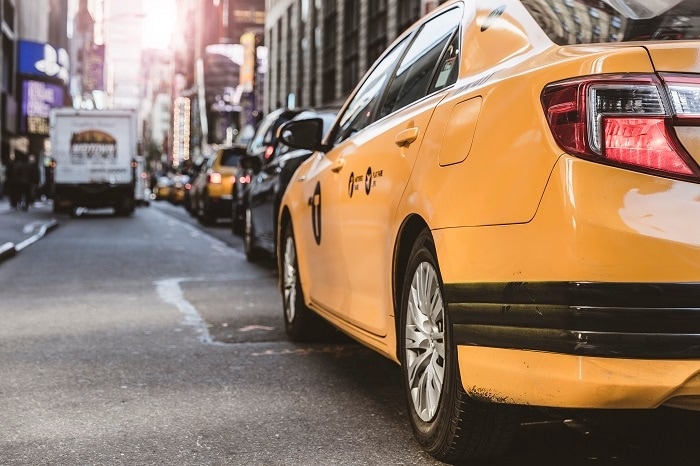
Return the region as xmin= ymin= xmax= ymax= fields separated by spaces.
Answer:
xmin=457 ymin=346 xmax=700 ymax=409
xmin=207 ymin=158 xmax=236 ymax=201
xmin=280 ymin=0 xmax=700 ymax=414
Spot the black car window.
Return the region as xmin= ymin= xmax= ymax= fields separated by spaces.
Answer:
xmin=379 ymin=6 xmax=462 ymax=118
xmin=430 ymin=33 xmax=460 ymax=93
xmin=333 ymin=36 xmax=411 ymax=144
xmin=248 ymin=111 xmax=282 ymax=155
xmin=220 ymin=150 xmax=242 ymax=167
xmin=520 ymin=0 xmax=700 ymax=44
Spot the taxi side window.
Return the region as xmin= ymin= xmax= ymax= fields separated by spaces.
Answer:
xmin=379 ymin=7 xmax=462 ymax=118
xmin=333 ymin=37 xmax=410 ymax=144
xmin=431 ymin=34 xmax=460 ymax=93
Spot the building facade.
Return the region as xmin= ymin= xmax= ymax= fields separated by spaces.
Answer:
xmin=264 ymin=0 xmax=445 ymax=114
xmin=0 ymin=0 xmax=17 ymax=178
xmin=173 ymin=0 xmax=265 ymax=161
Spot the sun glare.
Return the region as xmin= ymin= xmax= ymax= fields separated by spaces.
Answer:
xmin=142 ymin=0 xmax=178 ymax=49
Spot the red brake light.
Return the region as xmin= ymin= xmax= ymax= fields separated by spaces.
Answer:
xmin=602 ymin=117 xmax=692 ymax=175
xmin=264 ymin=145 xmax=275 ymax=160
xmin=209 ymin=172 xmax=222 ymax=184
xmin=542 ymin=74 xmax=699 ymax=181
xmin=239 ymin=175 xmax=250 ymax=184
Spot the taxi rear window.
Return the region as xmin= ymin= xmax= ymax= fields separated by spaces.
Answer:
xmin=520 ymin=0 xmax=700 ymax=45
xmin=221 ymin=150 xmax=242 ymax=167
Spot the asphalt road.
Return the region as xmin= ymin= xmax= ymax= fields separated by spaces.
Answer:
xmin=0 ymin=200 xmax=698 ymax=465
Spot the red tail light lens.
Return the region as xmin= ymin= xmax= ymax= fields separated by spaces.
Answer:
xmin=542 ymin=74 xmax=699 ymax=181
xmin=602 ymin=117 xmax=692 ymax=175
xmin=208 ymin=172 xmax=222 ymax=184
xmin=239 ymin=175 xmax=250 ymax=184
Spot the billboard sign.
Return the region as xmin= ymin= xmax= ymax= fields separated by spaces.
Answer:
xmin=18 ymin=40 xmax=70 ymax=85
xmin=21 ymin=80 xmax=65 ymax=135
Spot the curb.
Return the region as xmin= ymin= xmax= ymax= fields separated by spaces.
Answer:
xmin=0 ymin=242 xmax=16 ymax=261
xmin=0 ymin=219 xmax=59 ymax=263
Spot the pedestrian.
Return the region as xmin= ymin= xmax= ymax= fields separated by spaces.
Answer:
xmin=11 ymin=154 xmax=32 ymax=211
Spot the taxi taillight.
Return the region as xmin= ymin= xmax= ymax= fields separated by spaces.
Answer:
xmin=542 ymin=74 xmax=700 ymax=181
xmin=208 ymin=172 xmax=222 ymax=184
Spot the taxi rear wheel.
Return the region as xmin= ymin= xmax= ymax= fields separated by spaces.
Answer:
xmin=199 ymin=193 xmax=215 ymax=225
xmin=281 ymin=222 xmax=333 ymax=342
xmin=399 ymin=229 xmax=519 ymax=462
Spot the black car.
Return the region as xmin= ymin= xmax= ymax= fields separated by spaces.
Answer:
xmin=231 ymin=107 xmax=308 ymax=235
xmin=243 ymin=108 xmax=339 ymax=261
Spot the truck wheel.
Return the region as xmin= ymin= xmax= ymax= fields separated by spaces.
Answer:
xmin=115 ymin=199 xmax=135 ymax=216
xmin=399 ymin=229 xmax=520 ymax=462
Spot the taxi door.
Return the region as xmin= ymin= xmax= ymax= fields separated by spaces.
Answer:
xmin=330 ymin=7 xmax=464 ymax=336
xmin=300 ymin=35 xmax=414 ymax=317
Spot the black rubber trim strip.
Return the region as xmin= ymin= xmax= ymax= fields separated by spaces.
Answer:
xmin=445 ymin=282 xmax=700 ymax=359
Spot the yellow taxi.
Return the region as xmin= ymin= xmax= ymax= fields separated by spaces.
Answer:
xmin=191 ymin=145 xmax=247 ymax=225
xmin=276 ymin=0 xmax=700 ymax=462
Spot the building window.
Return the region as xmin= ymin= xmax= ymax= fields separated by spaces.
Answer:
xmin=397 ymin=0 xmax=421 ymax=33
xmin=276 ymin=18 xmax=283 ymax=108
xmin=287 ymin=10 xmax=294 ymax=104
xmin=342 ymin=0 xmax=359 ymax=94
xmin=322 ymin=0 xmax=337 ymax=103
xmin=367 ymin=0 xmax=387 ymax=66
xmin=2 ymin=35 xmax=13 ymax=93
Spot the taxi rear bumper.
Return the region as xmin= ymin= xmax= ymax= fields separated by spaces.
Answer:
xmin=446 ymin=281 xmax=700 ymax=409
xmin=446 ymin=281 xmax=700 ymax=359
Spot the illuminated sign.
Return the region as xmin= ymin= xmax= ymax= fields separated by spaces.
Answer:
xmin=21 ymin=80 xmax=64 ymax=135
xmin=18 ymin=40 xmax=70 ymax=84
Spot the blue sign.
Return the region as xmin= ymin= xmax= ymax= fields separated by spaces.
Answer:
xmin=21 ymin=80 xmax=65 ymax=135
xmin=18 ymin=40 xmax=70 ymax=84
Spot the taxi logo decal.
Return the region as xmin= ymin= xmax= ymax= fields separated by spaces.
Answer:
xmin=348 ymin=172 xmax=355 ymax=198
xmin=365 ymin=166 xmax=373 ymax=195
xmin=309 ymin=181 xmax=322 ymax=245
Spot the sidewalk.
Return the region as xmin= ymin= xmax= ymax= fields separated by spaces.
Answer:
xmin=0 ymin=196 xmax=60 ymax=262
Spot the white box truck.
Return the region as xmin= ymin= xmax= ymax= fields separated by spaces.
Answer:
xmin=50 ymin=108 xmax=138 ymax=216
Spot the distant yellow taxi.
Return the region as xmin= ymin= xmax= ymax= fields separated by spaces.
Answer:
xmin=277 ymin=0 xmax=700 ymax=462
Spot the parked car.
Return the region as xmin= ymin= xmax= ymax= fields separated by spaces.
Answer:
xmin=168 ymin=173 xmax=190 ymax=205
xmin=244 ymin=108 xmax=339 ymax=261
xmin=151 ymin=175 xmax=172 ymax=201
xmin=276 ymin=0 xmax=700 ymax=463
xmin=231 ymin=107 xmax=308 ymax=235
xmin=190 ymin=144 xmax=247 ymax=225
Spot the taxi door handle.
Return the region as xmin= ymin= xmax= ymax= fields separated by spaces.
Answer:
xmin=395 ymin=127 xmax=419 ymax=148
xmin=331 ymin=158 xmax=345 ymax=173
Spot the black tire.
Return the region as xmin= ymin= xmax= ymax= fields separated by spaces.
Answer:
xmin=114 ymin=199 xmax=135 ymax=217
xmin=52 ymin=201 xmax=70 ymax=215
xmin=280 ymin=222 xmax=335 ymax=342
xmin=399 ymin=229 xmax=520 ymax=463
xmin=244 ymin=207 xmax=265 ymax=262
xmin=231 ymin=185 xmax=244 ymax=235
xmin=198 ymin=194 xmax=215 ymax=225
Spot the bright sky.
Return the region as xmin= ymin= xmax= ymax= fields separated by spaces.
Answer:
xmin=142 ymin=0 xmax=178 ymax=49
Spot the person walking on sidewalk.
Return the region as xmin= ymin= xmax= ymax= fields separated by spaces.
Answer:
xmin=10 ymin=154 xmax=33 ymax=211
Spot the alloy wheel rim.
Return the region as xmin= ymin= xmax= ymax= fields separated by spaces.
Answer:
xmin=283 ymin=235 xmax=297 ymax=323
xmin=405 ymin=261 xmax=445 ymax=422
